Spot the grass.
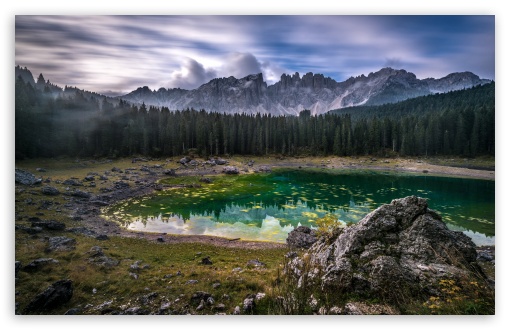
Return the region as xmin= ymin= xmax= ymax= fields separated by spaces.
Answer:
xmin=14 ymin=155 xmax=495 ymax=315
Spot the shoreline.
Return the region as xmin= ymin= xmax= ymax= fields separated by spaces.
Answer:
xmin=15 ymin=155 xmax=495 ymax=249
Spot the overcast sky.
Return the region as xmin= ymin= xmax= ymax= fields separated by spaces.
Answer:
xmin=15 ymin=15 xmax=494 ymax=96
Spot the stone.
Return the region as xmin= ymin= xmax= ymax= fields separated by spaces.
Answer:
xmin=87 ymin=246 xmax=119 ymax=268
xmin=179 ymin=157 xmax=191 ymax=165
xmin=286 ymin=196 xmax=484 ymax=307
xmin=15 ymin=169 xmax=42 ymax=185
xmin=286 ymin=226 xmax=318 ymax=249
xmin=70 ymin=190 xmax=92 ymax=199
xmin=190 ymin=291 xmax=212 ymax=306
xmin=201 ymin=256 xmax=213 ymax=265
xmin=212 ymin=304 xmax=225 ymax=312
xmin=243 ymin=295 xmax=256 ymax=313
xmin=23 ymin=258 xmax=59 ymax=272
xmin=186 ymin=280 xmax=199 ymax=285
xmin=199 ymin=177 xmax=213 ymax=183
xmin=214 ymin=158 xmax=228 ymax=165
xmin=222 ymin=166 xmax=239 ymax=174
xmin=62 ymin=179 xmax=83 ymax=186
xmin=258 ymin=165 xmax=272 ymax=173
xmin=46 ymin=236 xmax=76 ymax=252
xmin=233 ymin=306 xmax=241 ymax=315
xmin=41 ymin=186 xmax=60 ymax=196
xmin=247 ymin=259 xmax=266 ymax=268
xmin=255 ymin=293 xmax=266 ymax=301
xmin=31 ymin=220 xmax=66 ymax=231
xmin=163 ymin=169 xmax=176 ymax=176
xmin=23 ymin=279 xmax=73 ymax=314
xmin=212 ymin=282 xmax=221 ymax=289
xmin=84 ymin=175 xmax=95 ymax=181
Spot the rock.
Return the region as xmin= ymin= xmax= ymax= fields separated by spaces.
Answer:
xmin=206 ymin=297 xmax=215 ymax=305
xmin=114 ymin=181 xmax=130 ymax=189
xmin=111 ymin=167 xmax=122 ymax=172
xmin=258 ymin=165 xmax=272 ymax=173
xmin=233 ymin=306 xmax=241 ymax=315
xmin=199 ymin=177 xmax=213 ymax=183
xmin=186 ymin=280 xmax=199 ymax=285
xmin=286 ymin=196 xmax=484 ymax=306
xmin=243 ymin=295 xmax=256 ymax=313
xmin=232 ymin=267 xmax=242 ymax=272
xmin=87 ymin=246 xmax=119 ymax=268
xmin=212 ymin=282 xmax=221 ymax=289
xmin=179 ymin=157 xmax=191 ymax=164
xmin=189 ymin=159 xmax=198 ymax=166
xmin=196 ymin=299 xmax=205 ymax=311
xmin=46 ymin=236 xmax=76 ymax=252
xmin=15 ymin=169 xmax=42 ymax=185
xmin=23 ymin=279 xmax=73 ymax=314
xmin=23 ymin=258 xmax=59 ymax=272
xmin=286 ymin=226 xmax=318 ymax=249
xmin=190 ymin=291 xmax=212 ymax=306
xmin=68 ymin=189 xmax=92 ymax=199
xmin=163 ymin=169 xmax=176 ymax=176
xmin=84 ymin=175 xmax=95 ymax=181
xmin=213 ymin=304 xmax=225 ymax=312
xmin=129 ymin=273 xmax=139 ymax=280
xmin=222 ymin=166 xmax=239 ymax=174
xmin=342 ymin=302 xmax=398 ymax=315
xmin=67 ymin=227 xmax=97 ymax=237
xmin=62 ymin=179 xmax=83 ymax=186
xmin=255 ymin=293 xmax=266 ymax=301
xmin=157 ymin=237 xmax=165 ymax=242
xmin=247 ymin=259 xmax=266 ymax=268
xmin=247 ymin=160 xmax=255 ymax=167
xmin=41 ymin=186 xmax=60 ymax=196
xmin=31 ymin=220 xmax=66 ymax=231
xmin=201 ymin=257 xmax=213 ymax=265
xmin=64 ymin=308 xmax=81 ymax=315
xmin=96 ymin=234 xmax=109 ymax=241
xmin=214 ymin=158 xmax=228 ymax=165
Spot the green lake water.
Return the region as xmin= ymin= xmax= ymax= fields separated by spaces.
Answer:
xmin=103 ymin=169 xmax=495 ymax=246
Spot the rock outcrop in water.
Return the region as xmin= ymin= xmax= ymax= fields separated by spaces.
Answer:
xmin=286 ymin=196 xmax=485 ymax=304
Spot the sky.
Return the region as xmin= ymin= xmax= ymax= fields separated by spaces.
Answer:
xmin=15 ymin=15 xmax=494 ymax=96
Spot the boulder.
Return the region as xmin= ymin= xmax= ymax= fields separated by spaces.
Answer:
xmin=46 ymin=236 xmax=76 ymax=252
xmin=286 ymin=226 xmax=318 ymax=249
xmin=41 ymin=186 xmax=60 ymax=196
xmin=87 ymin=246 xmax=119 ymax=268
xmin=69 ymin=190 xmax=92 ymax=199
xmin=179 ymin=157 xmax=191 ymax=165
xmin=222 ymin=166 xmax=239 ymax=175
xmin=62 ymin=179 xmax=83 ymax=186
xmin=163 ymin=169 xmax=176 ymax=176
xmin=214 ymin=158 xmax=228 ymax=165
xmin=15 ymin=169 xmax=41 ymax=185
xmin=286 ymin=196 xmax=484 ymax=306
xmin=23 ymin=279 xmax=73 ymax=314
xmin=31 ymin=220 xmax=66 ymax=231
xmin=23 ymin=258 xmax=59 ymax=272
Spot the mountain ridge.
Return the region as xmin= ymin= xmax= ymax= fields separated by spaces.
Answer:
xmin=120 ymin=67 xmax=491 ymax=115
xmin=15 ymin=65 xmax=491 ymax=116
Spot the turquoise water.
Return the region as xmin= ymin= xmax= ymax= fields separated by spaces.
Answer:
xmin=104 ymin=169 xmax=495 ymax=246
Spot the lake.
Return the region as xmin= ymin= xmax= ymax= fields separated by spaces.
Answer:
xmin=103 ymin=169 xmax=495 ymax=246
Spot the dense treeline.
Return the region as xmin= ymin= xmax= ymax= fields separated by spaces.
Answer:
xmin=15 ymin=76 xmax=495 ymax=159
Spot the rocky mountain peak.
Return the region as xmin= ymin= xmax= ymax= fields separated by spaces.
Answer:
xmin=113 ymin=67 xmax=491 ymax=115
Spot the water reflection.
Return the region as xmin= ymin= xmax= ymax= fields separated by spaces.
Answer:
xmin=105 ymin=169 xmax=495 ymax=245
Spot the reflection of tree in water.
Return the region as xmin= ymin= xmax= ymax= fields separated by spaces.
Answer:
xmin=108 ymin=169 xmax=494 ymax=239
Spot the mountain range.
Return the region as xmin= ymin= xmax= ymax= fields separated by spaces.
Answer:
xmin=120 ymin=67 xmax=491 ymax=115
xmin=16 ymin=66 xmax=491 ymax=116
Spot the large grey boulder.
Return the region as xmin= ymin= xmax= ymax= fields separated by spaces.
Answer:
xmin=286 ymin=196 xmax=483 ymax=303
xmin=15 ymin=169 xmax=41 ymax=185
xmin=286 ymin=226 xmax=318 ymax=249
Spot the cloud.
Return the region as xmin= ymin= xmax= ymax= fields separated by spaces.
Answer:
xmin=219 ymin=52 xmax=263 ymax=78
xmin=166 ymin=58 xmax=217 ymax=90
